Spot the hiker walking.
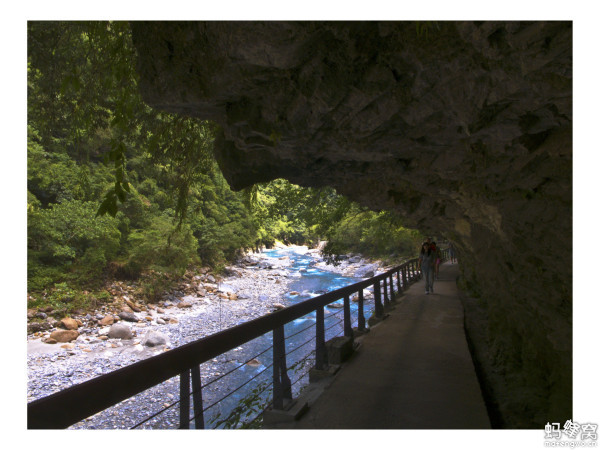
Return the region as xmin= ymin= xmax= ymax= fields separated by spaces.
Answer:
xmin=449 ymin=242 xmax=456 ymax=263
xmin=419 ymin=242 xmax=436 ymax=294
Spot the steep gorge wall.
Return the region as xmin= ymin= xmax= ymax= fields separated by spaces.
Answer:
xmin=130 ymin=21 xmax=572 ymax=427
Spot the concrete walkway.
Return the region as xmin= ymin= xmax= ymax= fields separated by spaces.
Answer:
xmin=267 ymin=262 xmax=490 ymax=429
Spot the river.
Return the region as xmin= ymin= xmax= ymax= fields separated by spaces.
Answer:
xmin=200 ymin=245 xmax=378 ymax=429
xmin=28 ymin=245 xmax=381 ymax=429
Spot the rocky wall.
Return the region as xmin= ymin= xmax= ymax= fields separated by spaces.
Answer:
xmin=130 ymin=21 xmax=572 ymax=428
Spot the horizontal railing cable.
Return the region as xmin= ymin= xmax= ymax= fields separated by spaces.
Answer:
xmin=286 ymin=334 xmax=316 ymax=357
xmin=132 ymin=395 xmax=180 ymax=429
xmin=201 ymin=344 xmax=273 ymax=390
xmin=202 ymin=364 xmax=272 ymax=413
xmin=202 ymin=374 xmax=274 ymax=428
xmin=285 ymin=320 xmax=318 ymax=339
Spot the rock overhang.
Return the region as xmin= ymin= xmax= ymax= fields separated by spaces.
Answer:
xmin=130 ymin=20 xmax=572 ymax=427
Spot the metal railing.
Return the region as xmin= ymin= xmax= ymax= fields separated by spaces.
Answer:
xmin=27 ymin=255 xmax=437 ymax=429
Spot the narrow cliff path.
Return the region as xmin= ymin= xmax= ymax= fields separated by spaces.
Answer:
xmin=267 ymin=262 xmax=490 ymax=429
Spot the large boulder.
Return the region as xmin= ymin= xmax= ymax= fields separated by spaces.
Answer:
xmin=118 ymin=311 xmax=138 ymax=322
xmin=223 ymin=266 xmax=242 ymax=277
xmin=354 ymin=263 xmax=379 ymax=279
xmin=60 ymin=317 xmax=79 ymax=330
xmin=49 ymin=329 xmax=79 ymax=343
xmin=28 ymin=322 xmax=52 ymax=333
xmin=108 ymin=323 xmax=133 ymax=340
xmin=141 ymin=330 xmax=168 ymax=347
xmin=98 ymin=315 xmax=115 ymax=326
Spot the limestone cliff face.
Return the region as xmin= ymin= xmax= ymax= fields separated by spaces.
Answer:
xmin=130 ymin=21 xmax=572 ymax=427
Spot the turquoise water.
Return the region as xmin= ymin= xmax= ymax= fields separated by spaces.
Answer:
xmin=204 ymin=246 xmax=375 ymax=428
xmin=263 ymin=246 xmax=361 ymax=299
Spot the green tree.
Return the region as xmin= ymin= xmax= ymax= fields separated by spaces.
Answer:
xmin=28 ymin=199 xmax=121 ymax=290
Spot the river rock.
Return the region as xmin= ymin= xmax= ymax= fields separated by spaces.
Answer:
xmin=177 ymin=300 xmax=193 ymax=308
xmin=141 ymin=330 xmax=167 ymax=347
xmin=49 ymin=329 xmax=79 ymax=343
xmin=242 ymin=256 xmax=258 ymax=266
xmin=108 ymin=323 xmax=133 ymax=340
xmin=119 ymin=311 xmax=138 ymax=322
xmin=124 ymin=298 xmax=136 ymax=309
xmin=354 ymin=263 xmax=379 ymax=278
xmin=196 ymin=287 xmax=207 ymax=296
xmin=98 ymin=315 xmax=115 ymax=326
xmin=60 ymin=317 xmax=79 ymax=330
xmin=28 ymin=322 xmax=52 ymax=333
xmin=272 ymin=303 xmax=285 ymax=311
xmin=223 ymin=266 xmax=242 ymax=277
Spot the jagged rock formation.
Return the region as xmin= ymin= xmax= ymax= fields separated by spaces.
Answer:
xmin=130 ymin=21 xmax=572 ymax=428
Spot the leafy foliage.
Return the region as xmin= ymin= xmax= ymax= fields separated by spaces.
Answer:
xmin=321 ymin=207 xmax=423 ymax=263
xmin=127 ymin=216 xmax=198 ymax=276
xmin=27 ymin=21 xmax=422 ymax=307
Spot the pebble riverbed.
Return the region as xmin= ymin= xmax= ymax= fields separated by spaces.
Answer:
xmin=27 ymin=246 xmax=384 ymax=429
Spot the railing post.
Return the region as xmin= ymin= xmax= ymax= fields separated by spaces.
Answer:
xmin=374 ymin=280 xmax=384 ymax=318
xmin=396 ymin=270 xmax=402 ymax=295
xmin=357 ymin=289 xmax=365 ymax=331
xmin=315 ymin=306 xmax=326 ymax=370
xmin=383 ymin=277 xmax=390 ymax=307
xmin=343 ymin=294 xmax=353 ymax=337
xmin=272 ymin=326 xmax=292 ymax=410
xmin=402 ymin=265 xmax=407 ymax=287
xmin=190 ymin=366 xmax=204 ymax=429
xmin=179 ymin=370 xmax=190 ymax=429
